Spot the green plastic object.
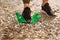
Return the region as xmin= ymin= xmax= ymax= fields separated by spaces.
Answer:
xmin=31 ymin=12 xmax=41 ymax=24
xmin=16 ymin=12 xmax=26 ymax=23
xmin=16 ymin=12 xmax=41 ymax=24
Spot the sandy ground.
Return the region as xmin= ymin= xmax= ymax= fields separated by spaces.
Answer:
xmin=0 ymin=0 xmax=60 ymax=40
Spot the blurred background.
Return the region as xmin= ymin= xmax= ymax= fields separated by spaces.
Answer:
xmin=0 ymin=0 xmax=60 ymax=40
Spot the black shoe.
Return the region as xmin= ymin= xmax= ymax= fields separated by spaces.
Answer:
xmin=42 ymin=3 xmax=56 ymax=16
xmin=22 ymin=7 xmax=31 ymax=22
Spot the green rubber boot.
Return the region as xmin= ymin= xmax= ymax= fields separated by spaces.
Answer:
xmin=31 ymin=12 xmax=42 ymax=24
xmin=16 ymin=12 xmax=26 ymax=23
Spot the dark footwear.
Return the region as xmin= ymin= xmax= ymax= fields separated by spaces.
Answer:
xmin=42 ymin=3 xmax=56 ymax=16
xmin=22 ymin=7 xmax=31 ymax=22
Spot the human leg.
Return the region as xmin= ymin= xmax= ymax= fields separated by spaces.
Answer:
xmin=22 ymin=0 xmax=31 ymax=22
xmin=42 ymin=0 xmax=56 ymax=16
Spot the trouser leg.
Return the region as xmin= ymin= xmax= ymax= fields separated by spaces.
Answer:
xmin=23 ymin=0 xmax=30 ymax=4
xmin=42 ymin=0 xmax=48 ymax=6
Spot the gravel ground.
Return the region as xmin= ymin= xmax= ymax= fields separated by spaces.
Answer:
xmin=0 ymin=0 xmax=60 ymax=40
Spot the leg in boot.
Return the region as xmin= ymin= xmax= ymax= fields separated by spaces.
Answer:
xmin=22 ymin=0 xmax=31 ymax=22
xmin=42 ymin=0 xmax=56 ymax=16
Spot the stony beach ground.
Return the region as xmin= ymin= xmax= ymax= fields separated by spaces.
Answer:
xmin=0 ymin=0 xmax=60 ymax=40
